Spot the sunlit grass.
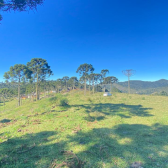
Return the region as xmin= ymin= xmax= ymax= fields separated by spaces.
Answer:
xmin=0 ymin=91 xmax=168 ymax=167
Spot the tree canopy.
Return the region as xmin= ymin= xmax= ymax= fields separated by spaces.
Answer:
xmin=0 ymin=0 xmax=44 ymax=21
xmin=4 ymin=64 xmax=31 ymax=106
xmin=27 ymin=58 xmax=53 ymax=101
xmin=76 ymin=63 xmax=94 ymax=95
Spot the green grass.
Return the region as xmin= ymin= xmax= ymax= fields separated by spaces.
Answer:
xmin=0 ymin=91 xmax=168 ymax=167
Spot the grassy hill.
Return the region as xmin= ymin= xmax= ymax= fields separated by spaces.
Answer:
xmin=0 ymin=91 xmax=168 ymax=167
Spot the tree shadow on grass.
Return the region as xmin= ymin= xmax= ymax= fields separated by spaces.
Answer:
xmin=64 ymin=123 xmax=168 ymax=167
xmin=0 ymin=131 xmax=63 ymax=168
xmin=0 ymin=123 xmax=168 ymax=167
xmin=0 ymin=119 xmax=11 ymax=123
xmin=70 ymin=103 xmax=153 ymax=122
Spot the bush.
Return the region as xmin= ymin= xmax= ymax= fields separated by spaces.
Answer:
xmin=49 ymin=94 xmax=69 ymax=106
xmin=59 ymin=97 xmax=69 ymax=106
xmin=49 ymin=96 xmax=58 ymax=105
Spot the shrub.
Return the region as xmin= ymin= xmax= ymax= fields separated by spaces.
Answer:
xmin=49 ymin=94 xmax=69 ymax=106
xmin=59 ymin=97 xmax=69 ymax=106
xmin=49 ymin=96 xmax=58 ymax=105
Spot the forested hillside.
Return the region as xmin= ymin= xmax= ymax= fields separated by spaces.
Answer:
xmin=114 ymin=79 xmax=168 ymax=95
xmin=118 ymin=79 xmax=168 ymax=90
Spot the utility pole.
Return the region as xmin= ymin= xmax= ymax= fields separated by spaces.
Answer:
xmin=122 ymin=69 xmax=136 ymax=94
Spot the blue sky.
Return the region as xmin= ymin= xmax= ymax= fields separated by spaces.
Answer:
xmin=0 ymin=0 xmax=168 ymax=82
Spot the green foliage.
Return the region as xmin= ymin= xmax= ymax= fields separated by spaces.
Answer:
xmin=76 ymin=63 xmax=94 ymax=95
xmin=27 ymin=58 xmax=53 ymax=80
xmin=0 ymin=0 xmax=44 ymax=21
xmin=49 ymin=94 xmax=69 ymax=106
xmin=0 ymin=88 xmax=14 ymax=96
xmin=0 ymin=88 xmax=14 ymax=104
xmin=160 ymin=91 xmax=168 ymax=96
xmin=68 ymin=77 xmax=78 ymax=89
xmin=104 ymin=76 xmax=118 ymax=84
xmin=117 ymin=79 xmax=168 ymax=94
xmin=59 ymin=97 xmax=69 ymax=106
xmin=4 ymin=64 xmax=31 ymax=82
xmin=27 ymin=58 xmax=53 ymax=100
xmin=76 ymin=63 xmax=94 ymax=77
xmin=49 ymin=96 xmax=58 ymax=105
xmin=101 ymin=69 xmax=109 ymax=78
xmin=3 ymin=64 xmax=31 ymax=106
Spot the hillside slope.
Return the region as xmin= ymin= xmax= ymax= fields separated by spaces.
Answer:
xmin=0 ymin=92 xmax=168 ymax=167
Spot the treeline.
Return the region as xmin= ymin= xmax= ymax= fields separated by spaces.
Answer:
xmin=0 ymin=59 xmax=119 ymax=106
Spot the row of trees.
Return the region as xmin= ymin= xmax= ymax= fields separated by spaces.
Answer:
xmin=1 ymin=60 xmax=119 ymax=106
xmin=76 ymin=63 xmax=118 ymax=95
xmin=4 ymin=58 xmax=52 ymax=106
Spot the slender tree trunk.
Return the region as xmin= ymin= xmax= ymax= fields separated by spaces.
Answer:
xmin=3 ymin=96 xmax=5 ymax=112
xmin=103 ymin=78 xmax=105 ymax=92
xmin=89 ymin=79 xmax=90 ymax=94
xmin=36 ymin=73 xmax=38 ymax=101
xmin=110 ymin=83 xmax=112 ymax=93
xmin=18 ymin=78 xmax=20 ymax=106
xmin=84 ymin=77 xmax=86 ymax=95
xmin=93 ymin=79 xmax=95 ymax=94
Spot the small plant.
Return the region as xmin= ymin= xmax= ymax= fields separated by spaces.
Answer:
xmin=129 ymin=96 xmax=132 ymax=99
xmin=142 ymin=97 xmax=145 ymax=100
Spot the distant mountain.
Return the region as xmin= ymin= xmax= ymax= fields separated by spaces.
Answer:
xmin=113 ymin=79 xmax=168 ymax=94
xmin=118 ymin=79 xmax=168 ymax=90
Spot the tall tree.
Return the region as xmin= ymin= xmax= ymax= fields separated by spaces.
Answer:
xmin=62 ymin=76 xmax=69 ymax=90
xmin=105 ymin=76 xmax=118 ymax=93
xmin=89 ymin=73 xmax=96 ymax=94
xmin=95 ymin=73 xmax=102 ymax=92
xmin=87 ymin=74 xmax=92 ymax=94
xmin=0 ymin=0 xmax=44 ymax=21
xmin=76 ymin=63 xmax=94 ymax=95
xmin=101 ymin=69 xmax=109 ymax=92
xmin=56 ymin=78 xmax=63 ymax=93
xmin=69 ymin=77 xmax=78 ymax=90
xmin=4 ymin=64 xmax=31 ymax=106
xmin=27 ymin=58 xmax=53 ymax=101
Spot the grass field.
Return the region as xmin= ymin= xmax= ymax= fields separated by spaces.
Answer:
xmin=0 ymin=91 xmax=168 ymax=168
